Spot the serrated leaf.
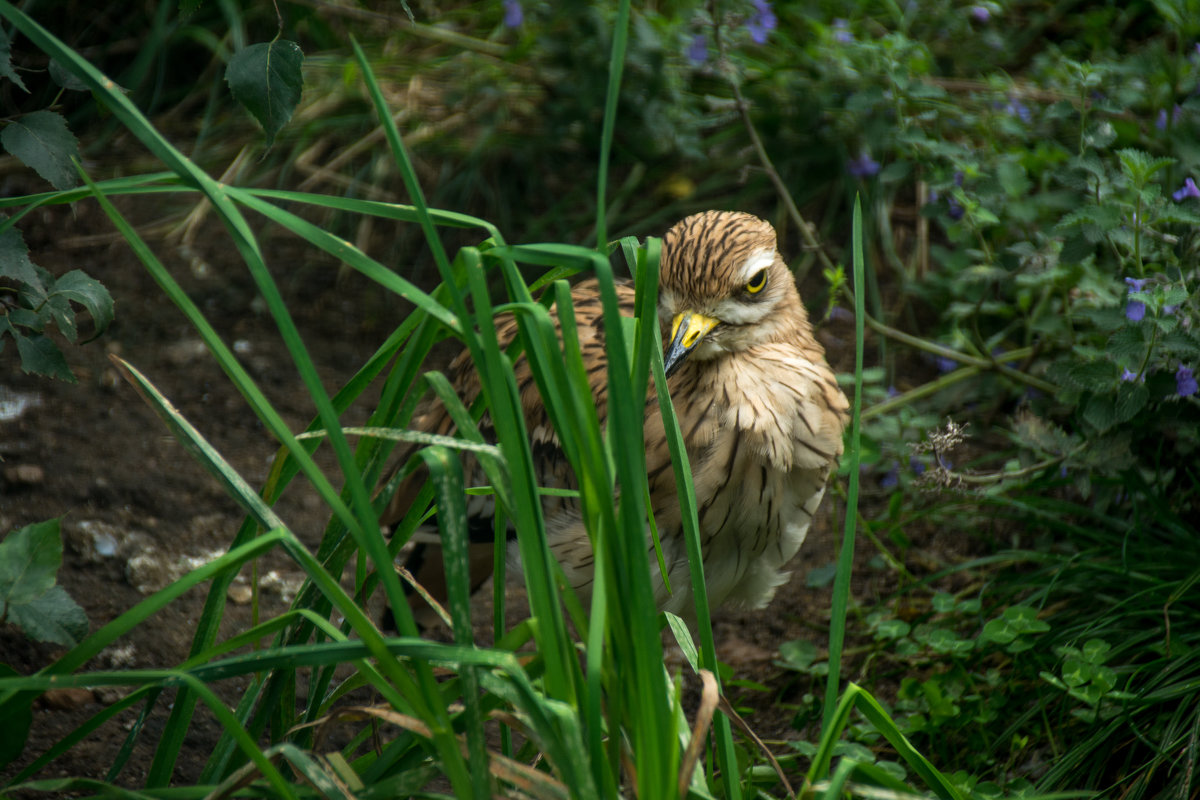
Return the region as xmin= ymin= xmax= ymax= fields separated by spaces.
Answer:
xmin=0 ymin=519 xmax=64 ymax=609
xmin=1114 ymin=381 xmax=1148 ymax=422
xmin=0 ymin=224 xmax=44 ymax=295
xmin=44 ymin=293 xmax=76 ymax=343
xmin=998 ymin=161 xmax=1032 ymax=197
xmin=51 ymin=269 xmax=115 ymax=341
xmin=1083 ymin=393 xmax=1117 ymax=432
xmin=1106 ymin=325 xmax=1146 ymax=359
xmin=0 ymin=110 xmax=81 ymax=190
xmin=1064 ymin=360 xmax=1119 ymax=390
xmin=0 ymin=28 xmax=27 ymax=92
xmin=8 ymin=585 xmax=88 ymax=646
xmin=14 ymin=330 xmax=76 ymax=382
xmin=1116 ymin=148 xmax=1174 ymax=183
xmin=1161 ymin=329 xmax=1200 ymax=358
xmin=225 ymin=40 xmax=304 ymax=147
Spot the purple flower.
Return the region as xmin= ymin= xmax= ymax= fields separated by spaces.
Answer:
xmin=848 ymin=151 xmax=881 ymax=179
xmin=1178 ymin=365 xmax=1198 ymax=397
xmin=954 ymin=170 xmax=965 ymax=186
xmin=880 ymin=462 xmax=900 ymax=489
xmin=503 ymin=0 xmax=522 ymax=28
xmin=746 ymin=0 xmax=777 ymax=44
xmin=1173 ymin=177 xmax=1200 ymax=201
xmin=828 ymin=305 xmax=854 ymax=322
xmin=1164 ymin=304 xmax=1180 ymax=315
xmin=832 ymin=18 xmax=853 ymax=43
xmin=935 ymin=355 xmax=958 ymax=373
xmin=1004 ymin=97 xmax=1033 ymax=123
xmin=947 ymin=197 xmax=964 ymax=220
xmin=886 ymin=385 xmax=900 ymax=399
xmin=688 ymin=33 xmax=708 ymax=65
xmin=1126 ymin=300 xmax=1146 ymax=321
xmin=909 ymin=456 xmax=926 ymax=475
xmin=1121 ymin=367 xmax=1140 ymax=382
xmin=1125 ymin=277 xmax=1148 ymax=293
xmin=969 ymin=5 xmax=990 ymax=22
xmin=1157 ymin=109 xmax=1169 ymax=130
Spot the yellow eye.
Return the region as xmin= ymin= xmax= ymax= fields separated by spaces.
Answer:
xmin=745 ymin=269 xmax=768 ymax=294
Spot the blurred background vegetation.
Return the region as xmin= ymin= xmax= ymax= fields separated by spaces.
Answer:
xmin=4 ymin=0 xmax=1200 ymax=797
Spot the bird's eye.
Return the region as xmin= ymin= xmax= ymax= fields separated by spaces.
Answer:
xmin=744 ymin=269 xmax=768 ymax=294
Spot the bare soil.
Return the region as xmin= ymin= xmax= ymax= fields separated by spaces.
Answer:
xmin=0 ymin=187 xmax=957 ymax=793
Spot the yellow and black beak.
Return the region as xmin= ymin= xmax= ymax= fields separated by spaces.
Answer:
xmin=664 ymin=311 xmax=719 ymax=377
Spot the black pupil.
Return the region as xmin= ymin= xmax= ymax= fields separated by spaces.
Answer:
xmin=749 ymin=270 xmax=766 ymax=290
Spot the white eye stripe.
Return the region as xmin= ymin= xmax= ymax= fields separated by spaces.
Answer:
xmin=739 ymin=249 xmax=777 ymax=283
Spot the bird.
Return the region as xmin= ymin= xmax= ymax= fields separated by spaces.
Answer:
xmin=380 ymin=210 xmax=848 ymax=622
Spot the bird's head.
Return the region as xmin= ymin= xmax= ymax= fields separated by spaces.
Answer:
xmin=658 ymin=210 xmax=806 ymax=377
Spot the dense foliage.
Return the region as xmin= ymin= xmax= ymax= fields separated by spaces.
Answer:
xmin=2 ymin=1 xmax=1199 ymax=799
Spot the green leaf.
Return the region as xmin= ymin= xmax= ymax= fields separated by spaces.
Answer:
xmin=1061 ymin=657 xmax=1090 ymax=687
xmin=14 ymin=330 xmax=75 ymax=382
xmin=7 ymin=584 xmax=88 ymax=646
xmin=1082 ymin=638 xmax=1112 ymax=663
xmin=47 ymin=59 xmax=89 ymax=91
xmin=0 ymin=519 xmax=64 ymax=609
xmin=778 ymin=639 xmax=820 ymax=671
xmin=1116 ymin=148 xmax=1174 ymax=184
xmin=0 ymin=110 xmax=81 ymax=189
xmin=0 ymin=665 xmax=33 ymax=768
xmin=51 ymin=269 xmax=115 ymax=341
xmin=0 ymin=28 xmax=27 ymax=92
xmin=997 ymin=161 xmax=1031 ymax=198
xmin=1082 ymin=393 xmax=1116 ymax=432
xmin=1105 ymin=325 xmax=1146 ymax=359
xmin=0 ymin=224 xmax=45 ymax=296
xmin=225 ymin=40 xmax=304 ymax=147
xmin=1114 ymin=381 xmax=1148 ymax=423
xmin=1003 ymin=605 xmax=1050 ymax=634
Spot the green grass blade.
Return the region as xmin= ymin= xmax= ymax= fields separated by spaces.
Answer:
xmin=823 ymin=195 xmax=866 ymax=732
xmin=594 ymin=0 xmax=631 ymax=250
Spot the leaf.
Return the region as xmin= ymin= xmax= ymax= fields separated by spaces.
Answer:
xmin=777 ymin=639 xmax=820 ymax=672
xmin=1105 ymin=325 xmax=1146 ymax=359
xmin=7 ymin=585 xmax=88 ymax=646
xmin=0 ymin=519 xmax=64 ymax=610
xmin=225 ymin=40 xmax=304 ymax=147
xmin=14 ymin=330 xmax=75 ymax=382
xmin=1116 ymin=148 xmax=1174 ymax=184
xmin=48 ymin=59 xmax=89 ymax=91
xmin=51 ymin=269 xmax=115 ymax=341
xmin=997 ymin=161 xmax=1031 ymax=198
xmin=0 ymin=224 xmax=44 ymax=296
xmin=1003 ymin=605 xmax=1050 ymax=634
xmin=0 ymin=110 xmax=81 ymax=190
xmin=0 ymin=28 xmax=27 ymax=92
xmin=1114 ymin=381 xmax=1148 ymax=423
xmin=0 ymin=665 xmax=33 ymax=769
xmin=1082 ymin=393 xmax=1117 ymax=432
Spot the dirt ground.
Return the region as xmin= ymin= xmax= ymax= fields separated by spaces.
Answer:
xmin=0 ymin=183 xmax=928 ymax=791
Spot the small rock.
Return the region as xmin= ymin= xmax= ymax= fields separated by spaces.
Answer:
xmin=165 ymin=339 xmax=208 ymax=366
xmin=93 ymin=686 xmax=131 ymax=705
xmin=125 ymin=550 xmax=170 ymax=594
xmin=227 ymin=584 xmax=253 ymax=604
xmin=3 ymin=464 xmax=44 ymax=485
xmin=38 ymin=688 xmax=95 ymax=710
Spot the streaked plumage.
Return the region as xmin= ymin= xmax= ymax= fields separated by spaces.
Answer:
xmin=382 ymin=210 xmax=848 ymax=619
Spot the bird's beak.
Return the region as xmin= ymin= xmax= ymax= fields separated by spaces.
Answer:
xmin=664 ymin=311 xmax=719 ymax=377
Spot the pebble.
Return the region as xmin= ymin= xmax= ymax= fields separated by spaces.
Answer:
xmin=3 ymin=464 xmax=44 ymax=485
